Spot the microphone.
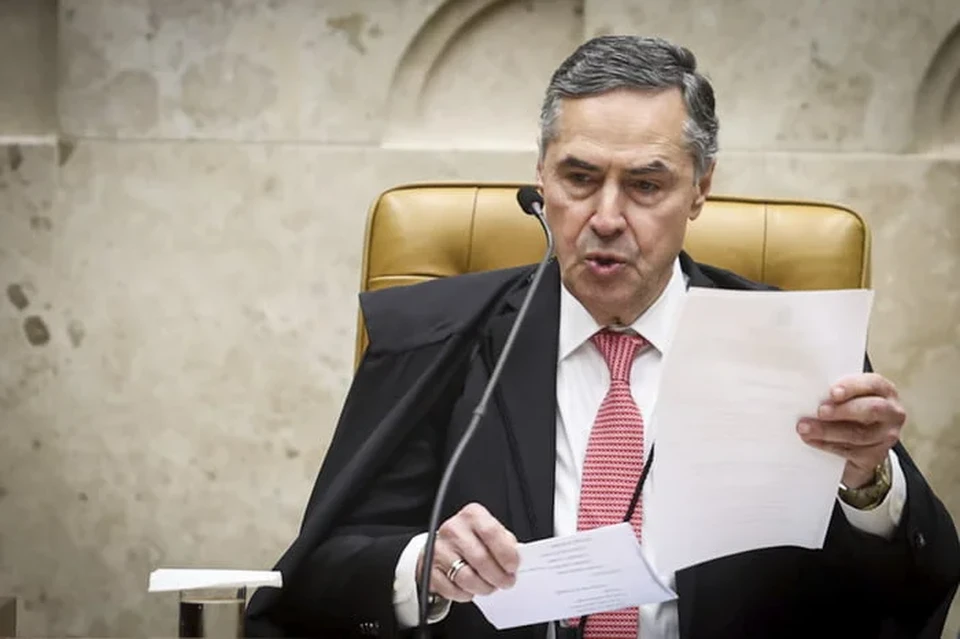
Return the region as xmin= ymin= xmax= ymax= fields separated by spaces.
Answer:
xmin=416 ymin=186 xmax=555 ymax=635
xmin=516 ymin=185 xmax=545 ymax=218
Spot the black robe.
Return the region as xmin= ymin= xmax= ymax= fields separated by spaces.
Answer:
xmin=245 ymin=253 xmax=960 ymax=639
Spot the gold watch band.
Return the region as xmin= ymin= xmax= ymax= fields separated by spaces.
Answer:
xmin=838 ymin=457 xmax=892 ymax=511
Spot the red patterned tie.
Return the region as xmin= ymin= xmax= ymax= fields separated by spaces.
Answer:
xmin=574 ymin=329 xmax=647 ymax=638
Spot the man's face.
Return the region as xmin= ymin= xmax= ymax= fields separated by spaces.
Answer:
xmin=537 ymin=87 xmax=714 ymax=326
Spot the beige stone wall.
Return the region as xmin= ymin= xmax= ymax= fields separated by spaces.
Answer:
xmin=0 ymin=0 xmax=957 ymax=636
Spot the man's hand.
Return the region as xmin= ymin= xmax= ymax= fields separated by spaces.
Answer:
xmin=416 ymin=503 xmax=519 ymax=603
xmin=797 ymin=373 xmax=906 ymax=489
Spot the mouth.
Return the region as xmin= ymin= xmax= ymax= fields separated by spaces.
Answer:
xmin=585 ymin=253 xmax=626 ymax=266
xmin=584 ymin=254 xmax=627 ymax=275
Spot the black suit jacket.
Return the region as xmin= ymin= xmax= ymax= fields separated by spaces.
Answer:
xmin=246 ymin=254 xmax=960 ymax=639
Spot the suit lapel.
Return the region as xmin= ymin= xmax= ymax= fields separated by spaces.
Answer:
xmin=483 ymin=260 xmax=560 ymax=541
xmin=680 ymin=250 xmax=717 ymax=289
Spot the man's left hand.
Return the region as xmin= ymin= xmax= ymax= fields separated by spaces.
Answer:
xmin=797 ymin=373 xmax=906 ymax=489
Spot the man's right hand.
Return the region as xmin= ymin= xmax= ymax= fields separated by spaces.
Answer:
xmin=416 ymin=502 xmax=520 ymax=603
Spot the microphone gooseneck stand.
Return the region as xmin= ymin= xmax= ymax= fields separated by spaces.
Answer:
xmin=416 ymin=187 xmax=554 ymax=637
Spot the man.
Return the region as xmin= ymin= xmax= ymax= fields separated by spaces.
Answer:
xmin=246 ymin=36 xmax=960 ymax=638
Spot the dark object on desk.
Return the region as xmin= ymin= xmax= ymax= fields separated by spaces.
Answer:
xmin=179 ymin=588 xmax=245 ymax=638
xmin=0 ymin=597 xmax=17 ymax=638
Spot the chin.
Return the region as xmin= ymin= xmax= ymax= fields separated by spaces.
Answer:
xmin=577 ymin=288 xmax=636 ymax=322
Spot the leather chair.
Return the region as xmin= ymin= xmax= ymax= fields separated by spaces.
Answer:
xmin=355 ymin=182 xmax=871 ymax=364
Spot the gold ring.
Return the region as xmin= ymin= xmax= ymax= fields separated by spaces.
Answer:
xmin=445 ymin=558 xmax=467 ymax=584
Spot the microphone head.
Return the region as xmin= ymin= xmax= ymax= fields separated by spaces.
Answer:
xmin=516 ymin=186 xmax=544 ymax=216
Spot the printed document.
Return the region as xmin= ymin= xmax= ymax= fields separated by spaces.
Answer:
xmin=645 ymin=287 xmax=875 ymax=574
xmin=473 ymin=523 xmax=675 ymax=629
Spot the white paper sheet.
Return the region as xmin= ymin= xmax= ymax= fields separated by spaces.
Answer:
xmin=645 ymin=287 xmax=874 ymax=574
xmin=472 ymin=523 xmax=676 ymax=630
xmin=148 ymin=569 xmax=283 ymax=592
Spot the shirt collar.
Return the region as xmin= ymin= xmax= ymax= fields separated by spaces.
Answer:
xmin=558 ymin=257 xmax=688 ymax=362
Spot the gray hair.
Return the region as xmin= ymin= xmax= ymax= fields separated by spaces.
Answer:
xmin=539 ymin=35 xmax=719 ymax=180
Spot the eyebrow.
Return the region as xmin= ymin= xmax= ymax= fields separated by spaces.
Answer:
xmin=625 ymin=159 xmax=673 ymax=176
xmin=558 ymin=155 xmax=601 ymax=172
xmin=558 ymin=155 xmax=674 ymax=176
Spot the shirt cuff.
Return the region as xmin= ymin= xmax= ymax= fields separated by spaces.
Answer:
xmin=393 ymin=532 xmax=453 ymax=629
xmin=837 ymin=449 xmax=907 ymax=540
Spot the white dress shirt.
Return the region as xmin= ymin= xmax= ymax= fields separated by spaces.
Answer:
xmin=394 ymin=257 xmax=908 ymax=637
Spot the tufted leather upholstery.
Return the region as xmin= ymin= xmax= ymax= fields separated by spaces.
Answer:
xmin=355 ymin=182 xmax=871 ymax=364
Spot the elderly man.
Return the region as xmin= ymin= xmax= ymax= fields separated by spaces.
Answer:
xmin=245 ymin=35 xmax=960 ymax=638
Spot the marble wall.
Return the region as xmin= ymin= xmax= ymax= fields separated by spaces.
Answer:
xmin=0 ymin=0 xmax=957 ymax=636
xmin=0 ymin=0 xmax=57 ymax=135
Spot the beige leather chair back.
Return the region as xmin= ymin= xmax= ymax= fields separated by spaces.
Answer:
xmin=357 ymin=182 xmax=871 ymax=363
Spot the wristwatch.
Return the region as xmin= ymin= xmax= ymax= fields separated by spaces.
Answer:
xmin=838 ymin=457 xmax=892 ymax=510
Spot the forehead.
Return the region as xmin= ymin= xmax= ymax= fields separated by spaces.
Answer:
xmin=547 ymin=87 xmax=691 ymax=168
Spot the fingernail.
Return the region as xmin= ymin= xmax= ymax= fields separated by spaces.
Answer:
xmin=818 ymin=404 xmax=833 ymax=418
xmin=831 ymin=386 xmax=844 ymax=400
xmin=797 ymin=421 xmax=811 ymax=435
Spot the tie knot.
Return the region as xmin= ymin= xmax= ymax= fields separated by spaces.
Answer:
xmin=591 ymin=329 xmax=646 ymax=383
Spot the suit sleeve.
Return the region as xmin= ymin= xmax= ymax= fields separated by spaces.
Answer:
xmin=819 ymin=355 xmax=960 ymax=636
xmin=265 ymin=343 xmax=467 ymax=638
xmin=278 ymin=428 xmax=441 ymax=637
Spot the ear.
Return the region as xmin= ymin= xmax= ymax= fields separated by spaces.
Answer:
xmin=535 ymin=159 xmax=544 ymax=190
xmin=689 ymin=161 xmax=716 ymax=221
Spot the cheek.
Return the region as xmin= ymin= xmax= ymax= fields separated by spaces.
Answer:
xmin=546 ymin=205 xmax=589 ymax=251
xmin=628 ymin=207 xmax=690 ymax=256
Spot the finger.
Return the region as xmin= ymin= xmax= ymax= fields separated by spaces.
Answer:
xmin=459 ymin=504 xmax=519 ymax=588
xmin=446 ymin=563 xmax=497 ymax=596
xmin=437 ymin=507 xmax=501 ymax=594
xmin=827 ymin=373 xmax=897 ymax=403
xmin=450 ymin=530 xmax=507 ymax=593
xmin=428 ymin=563 xmax=473 ymax=603
xmin=472 ymin=514 xmax=520 ymax=578
xmin=430 ymin=542 xmax=482 ymax=601
xmin=816 ymin=396 xmax=906 ymax=428
xmin=435 ymin=538 xmax=497 ymax=596
xmin=797 ymin=418 xmax=897 ymax=448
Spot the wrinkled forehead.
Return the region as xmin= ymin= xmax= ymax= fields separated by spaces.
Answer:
xmin=545 ymin=88 xmax=694 ymax=175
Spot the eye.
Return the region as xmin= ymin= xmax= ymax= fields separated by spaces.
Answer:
xmin=633 ymin=180 xmax=660 ymax=194
xmin=568 ymin=172 xmax=593 ymax=185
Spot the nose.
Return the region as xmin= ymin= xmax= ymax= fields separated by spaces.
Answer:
xmin=589 ymin=182 xmax=627 ymax=238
